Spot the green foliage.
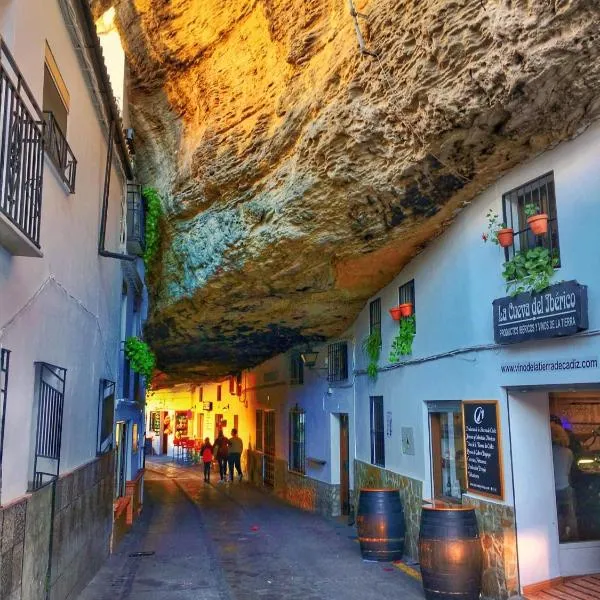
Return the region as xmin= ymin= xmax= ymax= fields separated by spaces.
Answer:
xmin=524 ymin=203 xmax=540 ymax=218
xmin=482 ymin=209 xmax=507 ymax=245
xmin=362 ymin=330 xmax=381 ymax=381
xmin=389 ymin=315 xmax=416 ymax=363
xmin=502 ymin=246 xmax=558 ymax=296
xmin=124 ymin=336 xmax=156 ymax=382
xmin=142 ymin=187 xmax=163 ymax=269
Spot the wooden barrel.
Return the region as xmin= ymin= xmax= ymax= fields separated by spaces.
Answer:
xmin=418 ymin=505 xmax=482 ymax=600
xmin=356 ymin=488 xmax=405 ymax=561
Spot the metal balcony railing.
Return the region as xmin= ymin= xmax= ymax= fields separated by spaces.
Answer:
xmin=0 ymin=39 xmax=45 ymax=250
xmin=126 ymin=183 xmax=145 ymax=256
xmin=44 ymin=111 xmax=76 ymax=193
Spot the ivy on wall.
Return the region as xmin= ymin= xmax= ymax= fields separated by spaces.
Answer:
xmin=124 ymin=336 xmax=156 ymax=382
xmin=142 ymin=187 xmax=163 ymax=269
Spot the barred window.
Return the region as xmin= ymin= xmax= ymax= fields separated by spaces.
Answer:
xmin=328 ymin=341 xmax=348 ymax=382
xmin=369 ymin=298 xmax=381 ymax=336
xmin=399 ymin=279 xmax=415 ymax=308
xmin=502 ymin=172 xmax=560 ymax=264
xmin=290 ymin=352 xmax=304 ymax=385
xmin=0 ymin=349 xmax=10 ymax=469
xmin=370 ymin=396 xmax=385 ymax=468
xmin=289 ymin=406 xmax=306 ymax=474
xmin=256 ymin=409 xmax=264 ymax=451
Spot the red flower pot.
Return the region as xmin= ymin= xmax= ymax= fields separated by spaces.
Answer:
xmin=389 ymin=306 xmax=403 ymax=321
xmin=399 ymin=303 xmax=413 ymax=317
xmin=527 ymin=214 xmax=548 ymax=236
xmin=497 ymin=228 xmax=514 ymax=248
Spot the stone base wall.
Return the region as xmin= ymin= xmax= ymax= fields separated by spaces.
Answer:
xmin=1 ymin=452 xmax=114 ymax=600
xmin=353 ymin=460 xmax=423 ymax=561
xmin=247 ymin=451 xmax=341 ymax=517
xmin=463 ymin=496 xmax=518 ymax=600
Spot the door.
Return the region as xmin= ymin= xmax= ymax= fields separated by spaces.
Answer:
xmin=264 ymin=411 xmax=275 ymax=487
xmin=550 ymin=391 xmax=600 ymax=576
xmin=197 ymin=413 xmax=204 ymax=440
xmin=114 ymin=421 xmax=128 ymax=498
xmin=340 ymin=414 xmax=350 ymax=515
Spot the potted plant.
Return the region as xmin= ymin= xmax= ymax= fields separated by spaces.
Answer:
xmin=389 ymin=306 xmax=403 ymax=321
xmin=482 ymin=209 xmax=513 ymax=248
xmin=389 ymin=315 xmax=416 ymax=362
xmin=399 ymin=302 xmax=413 ymax=317
xmin=502 ymin=246 xmax=558 ymax=296
xmin=524 ymin=203 xmax=548 ymax=236
xmin=362 ymin=330 xmax=381 ymax=381
xmin=124 ymin=336 xmax=156 ymax=383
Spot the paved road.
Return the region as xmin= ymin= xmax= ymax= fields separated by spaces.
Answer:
xmin=78 ymin=463 xmax=424 ymax=600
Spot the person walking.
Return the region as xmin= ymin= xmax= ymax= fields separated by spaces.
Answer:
xmin=200 ymin=437 xmax=213 ymax=483
xmin=228 ymin=428 xmax=243 ymax=481
xmin=213 ymin=429 xmax=229 ymax=482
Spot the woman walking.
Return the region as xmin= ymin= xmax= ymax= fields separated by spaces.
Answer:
xmin=200 ymin=437 xmax=213 ymax=483
xmin=213 ymin=429 xmax=229 ymax=482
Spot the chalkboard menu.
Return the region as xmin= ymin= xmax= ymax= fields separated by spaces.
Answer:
xmin=462 ymin=401 xmax=504 ymax=500
xmin=150 ymin=411 xmax=161 ymax=434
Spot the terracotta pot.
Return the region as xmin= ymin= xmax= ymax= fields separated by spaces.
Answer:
xmin=527 ymin=213 xmax=548 ymax=236
xmin=389 ymin=306 xmax=403 ymax=321
xmin=496 ymin=227 xmax=514 ymax=248
xmin=399 ymin=303 xmax=413 ymax=317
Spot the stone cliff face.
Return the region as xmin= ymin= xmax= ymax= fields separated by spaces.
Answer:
xmin=105 ymin=0 xmax=600 ymax=382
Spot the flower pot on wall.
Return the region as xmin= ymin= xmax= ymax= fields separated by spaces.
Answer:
xmin=389 ymin=306 xmax=403 ymax=321
xmin=527 ymin=213 xmax=548 ymax=236
xmin=496 ymin=228 xmax=514 ymax=248
xmin=399 ymin=303 xmax=413 ymax=317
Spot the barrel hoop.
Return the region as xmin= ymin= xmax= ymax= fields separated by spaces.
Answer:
xmin=359 ymin=537 xmax=405 ymax=543
xmin=419 ymin=536 xmax=480 ymax=542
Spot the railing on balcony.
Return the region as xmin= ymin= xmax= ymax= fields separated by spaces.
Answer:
xmin=126 ymin=183 xmax=145 ymax=256
xmin=44 ymin=111 xmax=76 ymax=193
xmin=0 ymin=39 xmax=45 ymax=251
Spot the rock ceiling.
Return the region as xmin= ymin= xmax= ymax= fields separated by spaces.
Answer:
xmin=102 ymin=0 xmax=600 ymax=382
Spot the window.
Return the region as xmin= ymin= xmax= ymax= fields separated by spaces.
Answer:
xmin=229 ymin=376 xmax=235 ymax=395
xmin=199 ymin=387 xmax=204 ymax=403
xmin=370 ymin=396 xmax=385 ymax=467
xmin=256 ymin=409 xmax=264 ymax=451
xmin=97 ymin=379 xmax=115 ymax=455
xmin=428 ymin=402 xmax=466 ymax=502
xmin=132 ymin=423 xmax=139 ymax=454
xmin=289 ymin=406 xmax=306 ymax=474
xmin=328 ymin=341 xmax=348 ymax=382
xmin=369 ymin=298 xmax=381 ymax=336
xmin=502 ymin=172 xmax=560 ymax=264
xmin=217 ymin=385 xmax=222 ymax=402
xmin=290 ymin=352 xmax=304 ymax=385
xmin=0 ymin=349 xmax=10 ymax=475
xmin=399 ymin=280 xmax=415 ymax=313
xmin=32 ymin=362 xmax=67 ymax=490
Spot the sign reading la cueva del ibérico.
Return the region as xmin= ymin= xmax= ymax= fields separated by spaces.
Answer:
xmin=493 ymin=280 xmax=588 ymax=345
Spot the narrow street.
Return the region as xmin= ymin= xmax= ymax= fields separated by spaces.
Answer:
xmin=78 ymin=461 xmax=424 ymax=600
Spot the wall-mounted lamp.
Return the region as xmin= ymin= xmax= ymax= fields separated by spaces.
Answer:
xmin=300 ymin=350 xmax=319 ymax=369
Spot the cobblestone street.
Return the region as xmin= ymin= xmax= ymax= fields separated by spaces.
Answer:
xmin=77 ymin=461 xmax=424 ymax=600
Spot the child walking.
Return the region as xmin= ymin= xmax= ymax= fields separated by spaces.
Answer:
xmin=200 ymin=437 xmax=213 ymax=483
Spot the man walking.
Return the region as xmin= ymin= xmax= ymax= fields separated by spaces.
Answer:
xmin=213 ymin=429 xmax=229 ymax=482
xmin=228 ymin=428 xmax=243 ymax=481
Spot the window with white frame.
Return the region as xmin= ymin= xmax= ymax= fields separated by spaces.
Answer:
xmin=289 ymin=406 xmax=305 ymax=474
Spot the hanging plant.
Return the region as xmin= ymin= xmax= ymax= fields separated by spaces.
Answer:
xmin=124 ymin=336 xmax=156 ymax=382
xmin=142 ymin=187 xmax=163 ymax=269
xmin=362 ymin=330 xmax=381 ymax=381
xmin=502 ymin=246 xmax=558 ymax=296
xmin=389 ymin=315 xmax=416 ymax=363
xmin=482 ymin=209 xmax=514 ymax=248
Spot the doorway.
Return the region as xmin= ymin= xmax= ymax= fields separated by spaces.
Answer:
xmin=114 ymin=421 xmax=128 ymax=498
xmin=339 ymin=414 xmax=350 ymax=515
xmin=264 ymin=411 xmax=275 ymax=487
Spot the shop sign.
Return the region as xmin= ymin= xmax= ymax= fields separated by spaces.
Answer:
xmin=493 ymin=280 xmax=588 ymax=345
xmin=203 ymin=401 xmax=213 ymax=411
xmin=462 ymin=400 xmax=504 ymax=500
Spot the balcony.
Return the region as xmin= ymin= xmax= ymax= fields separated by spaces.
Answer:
xmin=44 ymin=111 xmax=76 ymax=193
xmin=0 ymin=40 xmax=44 ymax=257
xmin=126 ymin=183 xmax=145 ymax=256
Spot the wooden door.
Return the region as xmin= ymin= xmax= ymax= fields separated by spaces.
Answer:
xmin=340 ymin=414 xmax=350 ymax=515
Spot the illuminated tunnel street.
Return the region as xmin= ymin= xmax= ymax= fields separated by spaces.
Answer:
xmin=77 ymin=461 xmax=424 ymax=600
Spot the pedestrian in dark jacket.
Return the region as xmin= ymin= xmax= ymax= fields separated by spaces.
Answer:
xmin=213 ymin=430 xmax=229 ymax=482
xmin=228 ymin=428 xmax=243 ymax=481
xmin=200 ymin=438 xmax=213 ymax=483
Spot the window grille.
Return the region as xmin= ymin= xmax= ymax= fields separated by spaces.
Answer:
xmin=32 ymin=362 xmax=66 ymax=490
xmin=290 ymin=352 xmax=304 ymax=385
xmin=369 ymin=298 xmax=381 ymax=336
xmin=0 ymin=349 xmax=10 ymax=468
xmin=97 ymin=379 xmax=115 ymax=455
xmin=502 ymin=172 xmax=560 ymax=264
xmin=399 ymin=280 xmax=415 ymax=308
xmin=256 ymin=409 xmax=264 ymax=451
xmin=370 ymin=396 xmax=385 ymax=468
xmin=289 ymin=406 xmax=306 ymax=474
xmin=328 ymin=341 xmax=348 ymax=382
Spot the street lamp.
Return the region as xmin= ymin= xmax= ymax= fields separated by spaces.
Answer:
xmin=300 ymin=350 xmax=319 ymax=369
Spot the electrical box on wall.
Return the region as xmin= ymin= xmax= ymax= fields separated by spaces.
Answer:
xmin=401 ymin=427 xmax=414 ymax=455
